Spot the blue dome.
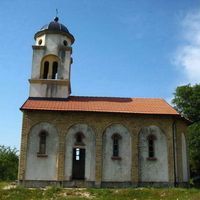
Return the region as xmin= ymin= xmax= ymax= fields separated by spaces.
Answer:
xmin=35 ymin=17 xmax=75 ymax=44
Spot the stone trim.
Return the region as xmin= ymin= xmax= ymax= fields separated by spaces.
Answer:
xmin=18 ymin=113 xmax=31 ymax=180
xmin=29 ymin=79 xmax=69 ymax=85
xmin=57 ymin=131 xmax=65 ymax=180
xmin=95 ymin=127 xmax=103 ymax=186
xmin=32 ymin=45 xmax=46 ymax=50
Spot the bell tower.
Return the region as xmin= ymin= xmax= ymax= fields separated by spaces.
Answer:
xmin=29 ymin=17 xmax=75 ymax=98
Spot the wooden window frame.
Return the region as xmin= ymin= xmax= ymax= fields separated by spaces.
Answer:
xmin=111 ymin=133 xmax=122 ymax=160
xmin=147 ymin=134 xmax=157 ymax=161
xmin=37 ymin=131 xmax=48 ymax=157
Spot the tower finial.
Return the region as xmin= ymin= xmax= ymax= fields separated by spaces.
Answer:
xmin=54 ymin=9 xmax=59 ymax=22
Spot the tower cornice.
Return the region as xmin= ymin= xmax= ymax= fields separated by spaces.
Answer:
xmin=29 ymin=79 xmax=70 ymax=85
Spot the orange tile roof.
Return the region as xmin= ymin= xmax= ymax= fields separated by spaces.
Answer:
xmin=21 ymin=96 xmax=179 ymax=115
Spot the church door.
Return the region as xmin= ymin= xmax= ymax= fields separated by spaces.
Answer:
xmin=72 ymin=148 xmax=85 ymax=179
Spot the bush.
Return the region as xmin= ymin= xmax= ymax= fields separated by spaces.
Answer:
xmin=0 ymin=145 xmax=18 ymax=180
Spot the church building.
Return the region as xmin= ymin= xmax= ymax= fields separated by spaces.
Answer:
xmin=19 ymin=17 xmax=189 ymax=188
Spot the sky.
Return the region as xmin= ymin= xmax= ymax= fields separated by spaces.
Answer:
xmin=0 ymin=0 xmax=200 ymax=149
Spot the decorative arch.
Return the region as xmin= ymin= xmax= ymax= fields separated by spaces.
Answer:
xmin=64 ymin=123 xmax=96 ymax=181
xmin=138 ymin=125 xmax=169 ymax=182
xmin=40 ymin=54 xmax=60 ymax=79
xmin=25 ymin=122 xmax=59 ymax=180
xmin=102 ymin=123 xmax=132 ymax=182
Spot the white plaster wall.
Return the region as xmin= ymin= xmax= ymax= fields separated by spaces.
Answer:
xmin=102 ymin=124 xmax=132 ymax=182
xmin=61 ymin=50 xmax=71 ymax=80
xmin=29 ymin=83 xmax=69 ymax=98
xmin=31 ymin=49 xmax=45 ymax=79
xmin=35 ymin=34 xmax=71 ymax=48
xmin=45 ymin=34 xmax=71 ymax=80
xmin=45 ymin=34 xmax=71 ymax=52
xmin=139 ymin=126 xmax=169 ymax=182
xmin=25 ymin=122 xmax=59 ymax=180
xmin=32 ymin=34 xmax=71 ymax=80
xmin=35 ymin=35 xmax=46 ymax=46
xmin=30 ymin=33 xmax=72 ymax=98
xmin=29 ymin=83 xmax=46 ymax=98
xmin=64 ymin=124 xmax=96 ymax=181
xmin=182 ymin=133 xmax=189 ymax=182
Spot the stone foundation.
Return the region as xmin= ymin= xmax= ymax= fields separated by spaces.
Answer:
xmin=19 ymin=180 xmax=189 ymax=188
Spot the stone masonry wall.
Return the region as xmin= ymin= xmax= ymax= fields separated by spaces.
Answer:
xmin=18 ymin=110 xmax=188 ymax=186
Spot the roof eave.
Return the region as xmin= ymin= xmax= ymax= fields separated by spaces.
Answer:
xmin=20 ymin=107 xmax=180 ymax=116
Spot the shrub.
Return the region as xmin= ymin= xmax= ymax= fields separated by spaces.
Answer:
xmin=0 ymin=145 xmax=18 ymax=180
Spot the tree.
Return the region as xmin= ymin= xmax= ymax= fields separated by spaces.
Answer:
xmin=0 ymin=145 xmax=19 ymax=181
xmin=172 ymin=84 xmax=200 ymax=176
xmin=188 ymin=123 xmax=200 ymax=174
xmin=172 ymin=84 xmax=200 ymax=122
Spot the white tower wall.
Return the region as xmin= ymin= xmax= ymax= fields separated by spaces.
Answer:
xmin=29 ymin=19 xmax=74 ymax=98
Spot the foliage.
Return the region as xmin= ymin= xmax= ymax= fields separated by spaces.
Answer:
xmin=0 ymin=145 xmax=18 ymax=181
xmin=188 ymin=122 xmax=200 ymax=175
xmin=1 ymin=186 xmax=200 ymax=200
xmin=172 ymin=84 xmax=200 ymax=122
xmin=172 ymin=84 xmax=200 ymax=176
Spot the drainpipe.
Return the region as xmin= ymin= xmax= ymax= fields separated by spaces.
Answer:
xmin=172 ymin=121 xmax=177 ymax=186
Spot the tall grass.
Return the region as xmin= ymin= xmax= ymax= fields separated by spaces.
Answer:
xmin=0 ymin=183 xmax=200 ymax=200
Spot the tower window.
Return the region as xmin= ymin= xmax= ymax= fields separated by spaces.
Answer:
xmin=111 ymin=133 xmax=122 ymax=160
xmin=52 ymin=62 xmax=58 ymax=79
xmin=37 ymin=131 xmax=48 ymax=156
xmin=41 ymin=55 xmax=59 ymax=79
xmin=63 ymin=40 xmax=68 ymax=46
xmin=147 ymin=134 xmax=157 ymax=160
xmin=43 ymin=61 xmax=49 ymax=79
xmin=38 ymin=39 xmax=42 ymax=45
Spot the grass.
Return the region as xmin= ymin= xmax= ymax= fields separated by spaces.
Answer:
xmin=0 ymin=182 xmax=200 ymax=200
xmin=0 ymin=182 xmax=10 ymax=190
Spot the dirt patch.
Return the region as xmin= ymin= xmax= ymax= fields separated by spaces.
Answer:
xmin=2 ymin=182 xmax=17 ymax=190
xmin=60 ymin=189 xmax=95 ymax=199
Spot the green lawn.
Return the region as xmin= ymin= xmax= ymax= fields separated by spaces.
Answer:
xmin=0 ymin=183 xmax=200 ymax=200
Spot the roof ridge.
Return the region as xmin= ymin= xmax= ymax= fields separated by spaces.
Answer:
xmin=70 ymin=95 xmax=164 ymax=100
xmin=70 ymin=95 xmax=129 ymax=99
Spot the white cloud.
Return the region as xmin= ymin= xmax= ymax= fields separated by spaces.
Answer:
xmin=174 ymin=11 xmax=200 ymax=84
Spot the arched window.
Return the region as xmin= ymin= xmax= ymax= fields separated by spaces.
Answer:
xmin=37 ymin=131 xmax=48 ymax=156
xmin=111 ymin=133 xmax=122 ymax=159
xmin=43 ymin=61 xmax=49 ymax=79
xmin=52 ymin=62 xmax=58 ymax=79
xmin=41 ymin=55 xmax=59 ymax=79
xmin=147 ymin=134 xmax=157 ymax=159
xmin=74 ymin=132 xmax=85 ymax=146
